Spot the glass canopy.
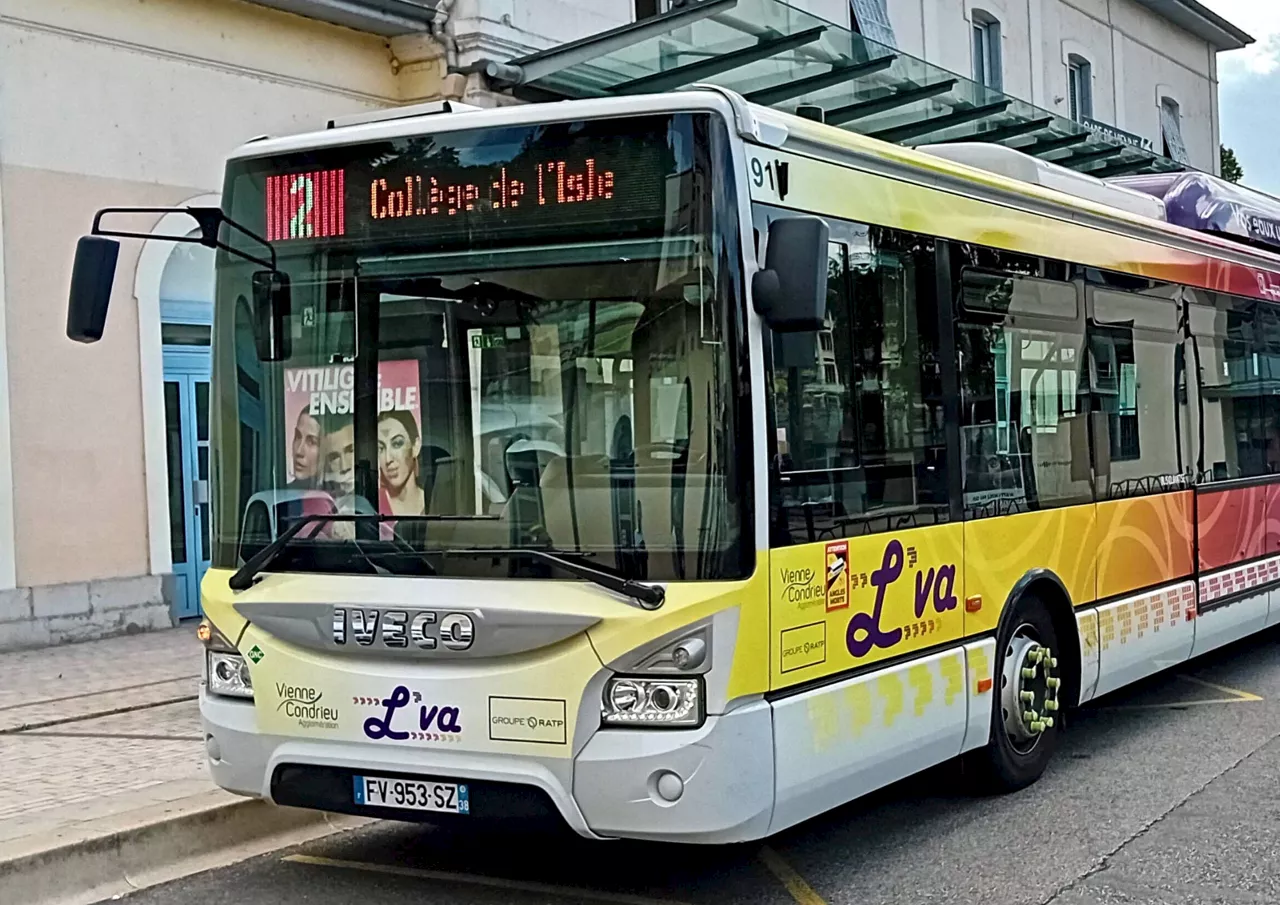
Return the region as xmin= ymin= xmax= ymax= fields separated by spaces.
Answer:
xmin=491 ymin=0 xmax=1184 ymax=179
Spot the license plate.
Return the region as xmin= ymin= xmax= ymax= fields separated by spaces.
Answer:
xmin=353 ymin=775 xmax=470 ymax=814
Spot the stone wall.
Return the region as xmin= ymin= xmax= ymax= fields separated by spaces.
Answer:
xmin=0 ymin=575 xmax=173 ymax=652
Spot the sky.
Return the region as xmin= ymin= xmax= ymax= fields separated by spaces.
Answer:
xmin=1199 ymin=1 xmax=1280 ymax=193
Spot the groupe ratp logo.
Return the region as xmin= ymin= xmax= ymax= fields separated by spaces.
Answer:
xmin=491 ymin=713 xmax=566 ymax=730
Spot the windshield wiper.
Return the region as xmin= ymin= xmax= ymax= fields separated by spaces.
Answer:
xmin=444 ymin=548 xmax=665 ymax=610
xmin=232 ymin=521 xmax=666 ymax=609
xmin=229 ymin=513 xmax=443 ymax=591
xmin=230 ymin=513 xmax=338 ymax=591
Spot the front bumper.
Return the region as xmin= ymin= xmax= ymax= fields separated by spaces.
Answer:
xmin=201 ymin=688 xmax=774 ymax=844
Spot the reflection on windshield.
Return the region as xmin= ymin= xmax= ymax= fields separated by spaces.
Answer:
xmin=217 ymin=240 xmax=746 ymax=581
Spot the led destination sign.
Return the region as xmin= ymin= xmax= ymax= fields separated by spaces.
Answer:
xmin=369 ymin=157 xmax=617 ymax=220
xmin=252 ymin=115 xmax=683 ymax=249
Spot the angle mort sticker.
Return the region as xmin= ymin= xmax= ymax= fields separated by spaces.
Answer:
xmin=825 ymin=541 xmax=850 ymax=611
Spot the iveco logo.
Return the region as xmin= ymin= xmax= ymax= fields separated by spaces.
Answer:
xmin=332 ymin=608 xmax=475 ymax=652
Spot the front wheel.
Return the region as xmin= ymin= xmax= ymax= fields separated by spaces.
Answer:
xmin=969 ymin=596 xmax=1063 ymax=792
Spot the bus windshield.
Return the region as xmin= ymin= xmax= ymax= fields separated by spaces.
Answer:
xmin=211 ymin=112 xmax=750 ymax=583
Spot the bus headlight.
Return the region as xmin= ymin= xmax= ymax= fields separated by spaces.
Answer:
xmin=207 ymin=651 xmax=254 ymax=700
xmin=602 ymin=677 xmax=702 ymax=727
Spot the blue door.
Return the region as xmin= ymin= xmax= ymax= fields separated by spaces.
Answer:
xmin=163 ymin=350 xmax=211 ymax=619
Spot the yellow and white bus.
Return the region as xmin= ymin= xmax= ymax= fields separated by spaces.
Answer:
xmin=66 ymin=87 xmax=1280 ymax=843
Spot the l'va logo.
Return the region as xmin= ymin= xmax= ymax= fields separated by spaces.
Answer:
xmin=361 ymin=685 xmax=462 ymax=743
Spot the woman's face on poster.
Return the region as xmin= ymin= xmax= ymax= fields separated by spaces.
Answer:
xmin=291 ymin=410 xmax=321 ymax=481
xmin=378 ymin=416 xmax=419 ymax=492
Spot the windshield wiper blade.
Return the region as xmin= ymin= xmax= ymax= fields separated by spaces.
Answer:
xmin=230 ymin=513 xmax=338 ymax=591
xmin=443 ymin=548 xmax=665 ymax=610
xmin=229 ymin=513 xmax=427 ymax=591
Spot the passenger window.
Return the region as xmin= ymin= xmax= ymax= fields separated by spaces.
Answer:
xmin=1189 ymin=292 xmax=1280 ymax=481
xmin=769 ymin=225 xmax=950 ymax=545
xmin=1089 ymin=283 xmax=1188 ymax=498
xmin=957 ymin=269 xmax=1091 ymax=517
xmin=1256 ymin=304 xmax=1280 ymax=476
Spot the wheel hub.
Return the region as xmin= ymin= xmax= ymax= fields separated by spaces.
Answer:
xmin=1001 ymin=629 xmax=1060 ymax=751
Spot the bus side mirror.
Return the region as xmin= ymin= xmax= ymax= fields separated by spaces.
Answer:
xmin=66 ymin=236 xmax=120 ymax=343
xmin=752 ymin=216 xmax=829 ymax=332
xmin=251 ymin=270 xmax=292 ymax=361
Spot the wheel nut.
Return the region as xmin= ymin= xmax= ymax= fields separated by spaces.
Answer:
xmin=1045 ymin=699 xmax=1059 ymax=712
xmin=1022 ymin=667 xmax=1037 ymax=679
xmin=1046 ymin=677 xmax=1060 ymax=689
xmin=1031 ymin=720 xmax=1046 ymax=732
xmin=1049 ymin=657 xmax=1058 ymax=668
xmin=1043 ymin=717 xmax=1054 ymax=728
xmin=1020 ymin=691 xmax=1035 ymax=703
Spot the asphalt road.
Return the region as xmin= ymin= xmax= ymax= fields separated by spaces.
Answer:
xmin=112 ymin=626 xmax=1280 ymax=905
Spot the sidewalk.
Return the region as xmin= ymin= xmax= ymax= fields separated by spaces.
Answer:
xmin=0 ymin=626 xmax=363 ymax=904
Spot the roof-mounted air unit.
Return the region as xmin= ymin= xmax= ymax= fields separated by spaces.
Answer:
xmin=917 ymin=142 xmax=1168 ymax=222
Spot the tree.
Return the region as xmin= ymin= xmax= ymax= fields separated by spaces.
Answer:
xmin=1221 ymin=145 xmax=1244 ymax=184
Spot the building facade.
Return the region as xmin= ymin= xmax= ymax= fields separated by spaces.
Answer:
xmin=853 ymin=0 xmax=1247 ymax=173
xmin=0 ymin=0 xmax=1249 ymax=649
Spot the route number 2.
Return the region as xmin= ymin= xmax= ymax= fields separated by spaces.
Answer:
xmin=289 ymin=175 xmax=315 ymax=239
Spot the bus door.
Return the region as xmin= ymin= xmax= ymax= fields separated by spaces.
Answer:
xmin=1084 ymin=277 xmax=1196 ymax=695
xmin=764 ymin=216 xmax=969 ymax=826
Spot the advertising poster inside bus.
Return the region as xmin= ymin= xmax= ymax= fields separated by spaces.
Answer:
xmin=283 ymin=360 xmax=423 ymax=516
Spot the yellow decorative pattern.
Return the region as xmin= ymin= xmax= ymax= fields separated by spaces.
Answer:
xmin=940 ymin=653 xmax=965 ymax=705
xmin=908 ymin=664 xmax=933 ymax=716
xmin=879 ymin=674 xmax=904 ymax=727
xmin=806 ymin=694 xmax=840 ymax=754
xmin=845 ymin=683 xmax=873 ymax=738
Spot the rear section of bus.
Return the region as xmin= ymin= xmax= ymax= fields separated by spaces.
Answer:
xmin=196 ymin=94 xmax=776 ymax=843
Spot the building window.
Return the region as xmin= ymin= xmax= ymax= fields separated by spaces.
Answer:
xmin=1068 ymin=55 xmax=1092 ymax=122
xmin=1160 ymin=96 xmax=1190 ymax=163
xmin=1090 ymin=327 xmax=1140 ymax=462
xmin=972 ymin=12 xmax=1002 ymax=92
xmin=850 ymin=0 xmax=897 ymax=48
xmin=635 ymin=0 xmax=688 ymax=19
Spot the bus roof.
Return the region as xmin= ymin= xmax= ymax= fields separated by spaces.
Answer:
xmin=748 ymin=98 xmax=1280 ymax=279
xmin=227 ymin=86 xmax=1280 ymax=282
xmin=225 ymin=90 xmax=736 ymax=162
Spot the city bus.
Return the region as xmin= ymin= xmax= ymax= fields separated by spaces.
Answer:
xmin=65 ymin=87 xmax=1280 ymax=843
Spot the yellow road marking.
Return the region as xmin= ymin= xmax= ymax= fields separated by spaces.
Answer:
xmin=758 ymin=847 xmax=828 ymax=905
xmin=1179 ymin=675 xmax=1263 ymax=701
xmin=284 ymin=854 xmax=695 ymax=905
xmin=1101 ymin=674 xmax=1263 ymax=710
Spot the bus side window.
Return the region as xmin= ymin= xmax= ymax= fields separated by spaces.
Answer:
xmin=956 ymin=267 xmax=1090 ymax=518
xmin=1188 ymin=290 xmax=1279 ymax=482
xmin=769 ymin=224 xmax=951 ymax=545
xmin=1087 ymin=280 xmax=1184 ymax=499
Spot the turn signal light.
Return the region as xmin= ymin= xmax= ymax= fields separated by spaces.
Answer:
xmin=965 ymin=595 xmax=983 ymax=613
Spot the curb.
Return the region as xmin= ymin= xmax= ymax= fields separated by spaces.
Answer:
xmin=0 ymin=791 xmax=372 ymax=905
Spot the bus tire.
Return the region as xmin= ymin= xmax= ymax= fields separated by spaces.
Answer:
xmin=969 ymin=594 xmax=1062 ymax=793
